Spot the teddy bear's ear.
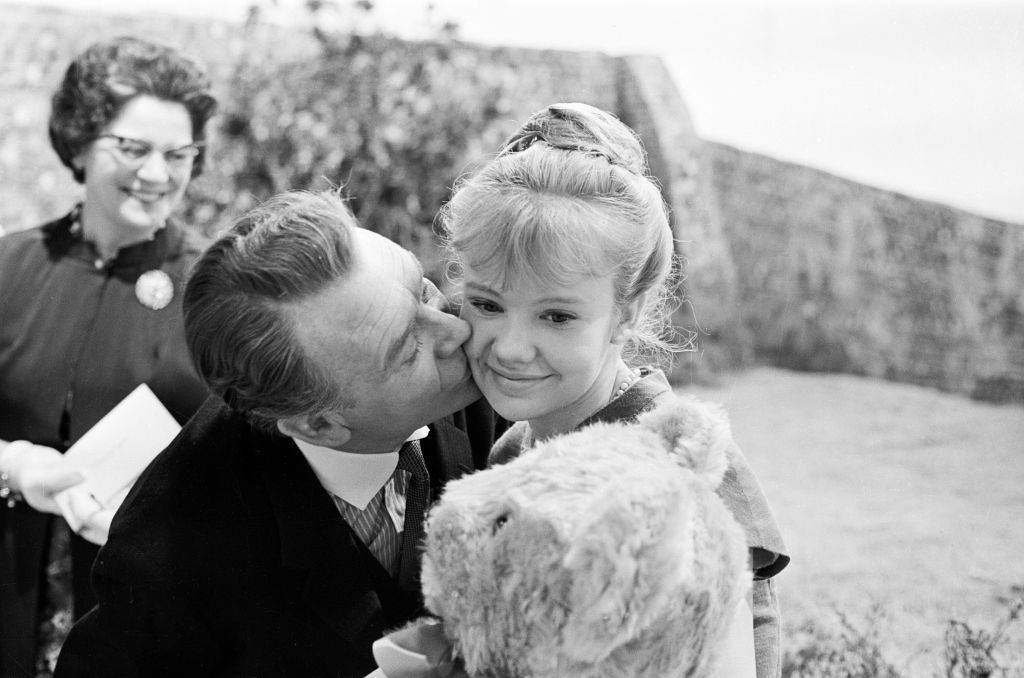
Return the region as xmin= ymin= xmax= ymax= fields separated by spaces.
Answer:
xmin=636 ymin=396 xmax=732 ymax=488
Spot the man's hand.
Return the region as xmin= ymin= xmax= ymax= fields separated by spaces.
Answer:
xmin=1 ymin=440 xmax=83 ymax=514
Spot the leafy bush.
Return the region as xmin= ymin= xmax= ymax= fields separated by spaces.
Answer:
xmin=783 ymin=605 xmax=904 ymax=678
xmin=783 ymin=589 xmax=1024 ymax=677
xmin=184 ymin=0 xmax=514 ymax=278
xmin=943 ymin=586 xmax=1024 ymax=678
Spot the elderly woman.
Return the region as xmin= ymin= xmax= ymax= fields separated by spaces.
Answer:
xmin=0 ymin=37 xmax=217 ymax=677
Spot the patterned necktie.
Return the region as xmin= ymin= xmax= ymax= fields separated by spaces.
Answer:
xmin=335 ymin=480 xmax=401 ymax=574
xmin=395 ymin=440 xmax=430 ymax=591
xmin=332 ymin=440 xmax=430 ymax=583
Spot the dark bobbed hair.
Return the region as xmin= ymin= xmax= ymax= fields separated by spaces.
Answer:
xmin=439 ymin=103 xmax=680 ymax=366
xmin=183 ymin=190 xmax=360 ymax=433
xmin=49 ymin=36 xmax=218 ymax=183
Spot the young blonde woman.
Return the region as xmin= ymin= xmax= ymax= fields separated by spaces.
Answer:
xmin=438 ymin=103 xmax=790 ymax=677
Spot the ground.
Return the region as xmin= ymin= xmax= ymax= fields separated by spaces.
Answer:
xmin=683 ymin=367 xmax=1024 ymax=675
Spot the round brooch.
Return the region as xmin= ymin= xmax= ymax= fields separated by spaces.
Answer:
xmin=135 ymin=270 xmax=174 ymax=310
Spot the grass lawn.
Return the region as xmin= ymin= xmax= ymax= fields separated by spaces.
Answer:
xmin=683 ymin=367 xmax=1024 ymax=675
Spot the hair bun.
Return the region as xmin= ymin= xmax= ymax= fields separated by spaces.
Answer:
xmin=499 ymin=102 xmax=648 ymax=176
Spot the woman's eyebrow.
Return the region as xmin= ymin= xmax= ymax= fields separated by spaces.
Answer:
xmin=535 ymin=295 xmax=586 ymax=305
xmin=463 ymin=281 xmax=500 ymax=296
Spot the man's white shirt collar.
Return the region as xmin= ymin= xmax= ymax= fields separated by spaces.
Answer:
xmin=293 ymin=426 xmax=430 ymax=510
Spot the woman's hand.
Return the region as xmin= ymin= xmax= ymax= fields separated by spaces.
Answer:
xmin=60 ymin=485 xmax=127 ymax=546
xmin=0 ymin=440 xmax=84 ymax=514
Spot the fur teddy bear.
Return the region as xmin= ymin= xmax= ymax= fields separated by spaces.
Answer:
xmin=415 ymin=396 xmax=752 ymax=678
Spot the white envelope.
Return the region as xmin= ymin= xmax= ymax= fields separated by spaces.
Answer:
xmin=55 ymin=384 xmax=180 ymax=532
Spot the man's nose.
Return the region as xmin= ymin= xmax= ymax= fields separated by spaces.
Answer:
xmin=422 ymin=278 xmax=456 ymax=315
xmin=432 ymin=309 xmax=471 ymax=356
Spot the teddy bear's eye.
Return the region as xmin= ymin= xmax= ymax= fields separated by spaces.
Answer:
xmin=491 ymin=513 xmax=509 ymax=535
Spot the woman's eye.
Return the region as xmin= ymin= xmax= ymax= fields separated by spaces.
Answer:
xmin=166 ymin=150 xmax=192 ymax=164
xmin=542 ymin=311 xmax=575 ymax=324
xmin=119 ymin=141 xmax=150 ymax=159
xmin=469 ymin=298 xmax=501 ymax=314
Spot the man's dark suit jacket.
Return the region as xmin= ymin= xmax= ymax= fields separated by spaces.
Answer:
xmin=54 ymin=395 xmax=502 ymax=678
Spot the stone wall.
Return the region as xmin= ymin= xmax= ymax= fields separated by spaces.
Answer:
xmin=707 ymin=142 xmax=1024 ymax=401
xmin=615 ymin=56 xmax=749 ymax=375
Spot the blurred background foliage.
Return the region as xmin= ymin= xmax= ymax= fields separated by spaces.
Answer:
xmin=186 ymin=0 xmax=511 ymax=275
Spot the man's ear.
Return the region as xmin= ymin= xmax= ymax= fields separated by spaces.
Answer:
xmin=611 ymin=295 xmax=644 ymax=345
xmin=277 ymin=412 xmax=352 ymax=449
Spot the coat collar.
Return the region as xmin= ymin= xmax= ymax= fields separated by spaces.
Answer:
xmin=251 ymin=426 xmax=392 ymax=658
xmin=397 ymin=416 xmax=474 ymax=592
xmin=418 ymin=415 xmax=475 ymax=496
xmin=249 ymin=414 xmax=474 ymax=653
xmin=578 ymin=366 xmax=672 ymax=428
xmin=41 ymin=205 xmax=188 ymax=281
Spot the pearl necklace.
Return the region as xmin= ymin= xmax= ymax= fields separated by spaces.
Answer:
xmin=611 ymin=368 xmax=641 ymax=402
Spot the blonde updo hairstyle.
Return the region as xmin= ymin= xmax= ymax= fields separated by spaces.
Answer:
xmin=439 ymin=102 xmax=678 ymax=365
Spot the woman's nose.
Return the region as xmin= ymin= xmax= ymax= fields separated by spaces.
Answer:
xmin=135 ymin=151 xmax=172 ymax=182
xmin=490 ymin=322 xmax=535 ymax=364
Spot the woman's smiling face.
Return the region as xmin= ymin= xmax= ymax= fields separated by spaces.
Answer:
xmin=460 ymin=265 xmax=629 ymax=439
xmin=75 ymin=95 xmax=195 ymax=243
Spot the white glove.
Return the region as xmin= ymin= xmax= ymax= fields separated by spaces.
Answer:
xmin=1 ymin=440 xmax=84 ymax=514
